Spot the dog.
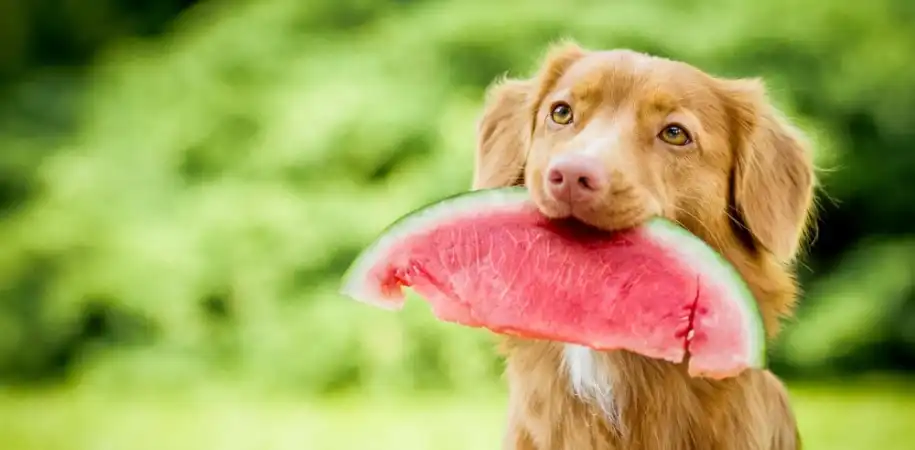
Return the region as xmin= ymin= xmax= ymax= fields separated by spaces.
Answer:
xmin=472 ymin=41 xmax=816 ymax=450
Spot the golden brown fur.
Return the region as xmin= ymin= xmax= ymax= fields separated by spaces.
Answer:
xmin=473 ymin=42 xmax=815 ymax=450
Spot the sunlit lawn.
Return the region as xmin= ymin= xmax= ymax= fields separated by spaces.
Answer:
xmin=2 ymin=379 xmax=913 ymax=450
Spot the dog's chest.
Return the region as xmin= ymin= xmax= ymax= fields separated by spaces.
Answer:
xmin=562 ymin=344 xmax=619 ymax=421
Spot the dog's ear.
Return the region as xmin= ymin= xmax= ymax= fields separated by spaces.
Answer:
xmin=723 ymin=78 xmax=816 ymax=264
xmin=473 ymin=77 xmax=534 ymax=189
xmin=473 ymin=42 xmax=585 ymax=189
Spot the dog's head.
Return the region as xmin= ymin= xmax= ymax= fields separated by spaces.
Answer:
xmin=474 ymin=42 xmax=816 ymax=335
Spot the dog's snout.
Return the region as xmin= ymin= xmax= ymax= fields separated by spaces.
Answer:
xmin=545 ymin=154 xmax=608 ymax=205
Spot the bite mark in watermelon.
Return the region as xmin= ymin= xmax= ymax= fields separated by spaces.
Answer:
xmin=340 ymin=187 xmax=766 ymax=379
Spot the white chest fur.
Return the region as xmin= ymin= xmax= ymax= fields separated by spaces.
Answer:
xmin=562 ymin=344 xmax=620 ymax=423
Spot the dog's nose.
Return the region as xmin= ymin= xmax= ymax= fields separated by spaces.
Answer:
xmin=545 ymin=154 xmax=607 ymax=205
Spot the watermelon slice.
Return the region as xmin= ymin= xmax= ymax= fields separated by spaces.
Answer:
xmin=339 ymin=187 xmax=766 ymax=379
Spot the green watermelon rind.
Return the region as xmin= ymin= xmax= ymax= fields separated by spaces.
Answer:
xmin=641 ymin=217 xmax=768 ymax=369
xmin=339 ymin=186 xmax=766 ymax=368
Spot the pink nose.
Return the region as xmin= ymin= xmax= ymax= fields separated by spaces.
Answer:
xmin=545 ymin=154 xmax=607 ymax=205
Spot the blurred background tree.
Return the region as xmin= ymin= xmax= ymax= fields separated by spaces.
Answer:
xmin=0 ymin=0 xmax=913 ymax=449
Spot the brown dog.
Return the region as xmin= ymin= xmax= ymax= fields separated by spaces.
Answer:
xmin=473 ymin=42 xmax=815 ymax=450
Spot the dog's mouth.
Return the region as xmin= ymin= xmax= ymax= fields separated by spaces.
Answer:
xmin=534 ymin=198 xmax=659 ymax=234
xmin=527 ymin=176 xmax=662 ymax=233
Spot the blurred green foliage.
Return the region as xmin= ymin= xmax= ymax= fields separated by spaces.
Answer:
xmin=0 ymin=0 xmax=913 ymax=396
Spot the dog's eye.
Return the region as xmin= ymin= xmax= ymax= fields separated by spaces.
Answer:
xmin=658 ymin=124 xmax=692 ymax=146
xmin=549 ymin=102 xmax=574 ymax=125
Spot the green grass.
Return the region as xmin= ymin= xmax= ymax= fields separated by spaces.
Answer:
xmin=1 ymin=380 xmax=913 ymax=450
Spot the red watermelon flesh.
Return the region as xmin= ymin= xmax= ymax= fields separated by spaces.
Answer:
xmin=340 ymin=187 xmax=766 ymax=379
